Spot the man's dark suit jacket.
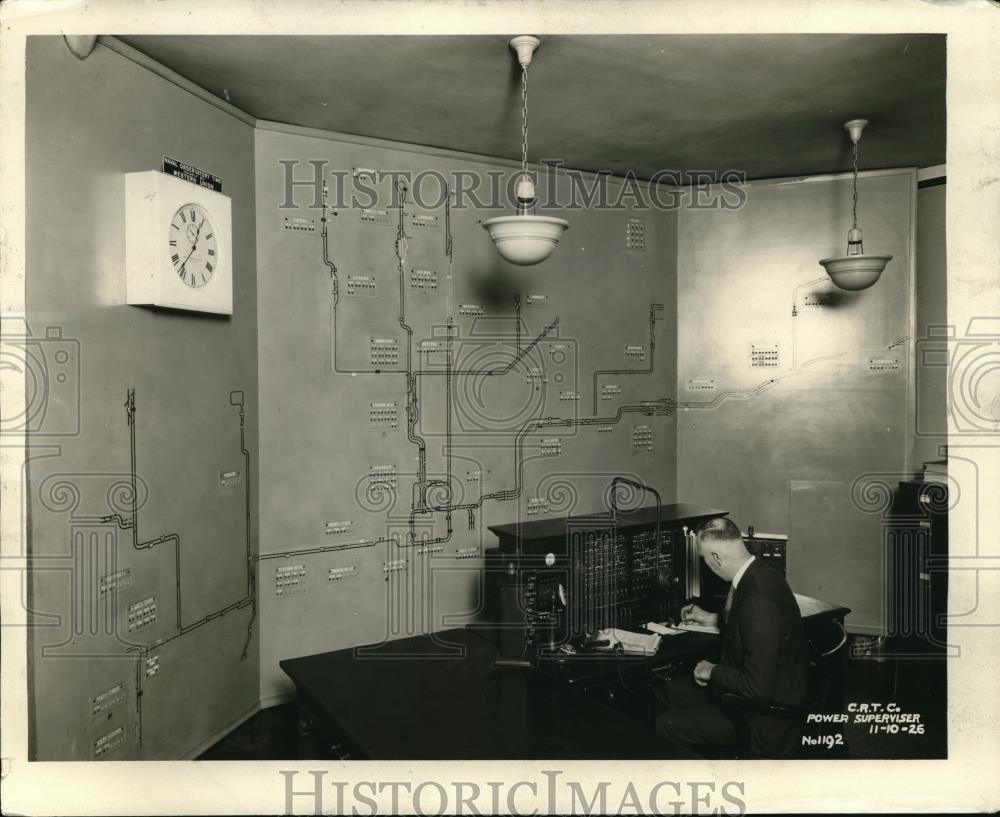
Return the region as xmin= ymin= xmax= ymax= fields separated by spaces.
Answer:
xmin=709 ymin=558 xmax=809 ymax=757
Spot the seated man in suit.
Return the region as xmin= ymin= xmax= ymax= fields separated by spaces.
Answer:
xmin=654 ymin=517 xmax=809 ymax=758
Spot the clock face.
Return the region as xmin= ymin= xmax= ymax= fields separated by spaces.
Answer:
xmin=168 ymin=203 xmax=218 ymax=288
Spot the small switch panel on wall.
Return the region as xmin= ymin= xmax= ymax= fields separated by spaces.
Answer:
xmin=750 ymin=343 xmax=780 ymax=368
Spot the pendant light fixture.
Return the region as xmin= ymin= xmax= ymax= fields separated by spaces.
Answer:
xmin=819 ymin=119 xmax=893 ymax=291
xmin=482 ymin=36 xmax=569 ymax=266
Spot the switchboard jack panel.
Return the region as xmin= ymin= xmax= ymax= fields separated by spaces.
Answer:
xmin=458 ymin=304 xmax=485 ymax=316
xmin=750 ymin=343 xmax=780 ymax=368
xmin=382 ymin=558 xmax=407 ymax=576
xmin=632 ymin=424 xmax=654 ymax=451
xmin=282 ymin=215 xmax=317 ymax=233
xmin=219 ymin=469 xmax=243 ymax=490
xmin=803 ymin=291 xmax=836 ymax=307
xmin=867 ymin=356 xmax=901 ymax=373
xmin=601 ymin=384 xmax=623 ymax=400
xmin=411 ymin=213 xmax=441 ymax=231
xmin=324 ymin=519 xmax=357 ymax=536
xmin=274 ymin=564 xmax=308 ymax=596
xmin=369 ymin=401 xmax=400 ymax=430
xmin=368 ymin=464 xmax=398 ymax=490
xmin=416 ymin=543 xmax=444 ymax=556
xmin=455 ymin=546 xmax=480 ymax=560
xmin=559 ymin=390 xmax=580 ymax=401
xmin=625 ymin=345 xmax=646 ymax=361
xmin=525 ymin=294 xmax=550 ymax=308
xmin=686 ymin=378 xmax=717 ymax=391
xmin=549 ymin=343 xmax=571 ymax=364
xmin=126 ymin=596 xmax=157 ymax=632
xmin=346 ymin=275 xmax=377 ymax=297
xmin=93 ymin=725 xmax=126 ymax=759
xmin=145 ymin=656 xmax=160 ymax=678
xmin=540 ymin=437 xmax=562 ymax=457
xmin=370 ymin=337 xmax=400 ymax=367
xmin=419 ymin=340 xmax=448 ymax=356
xmin=625 ymin=216 xmax=646 ymax=250
xmin=527 ymin=498 xmax=550 ymax=517
xmin=360 ymin=208 xmax=391 ymax=226
xmin=525 ymin=367 xmax=547 ymax=385
xmin=328 ymin=565 xmax=358 ymax=582
xmin=410 ymin=268 xmax=438 ymax=292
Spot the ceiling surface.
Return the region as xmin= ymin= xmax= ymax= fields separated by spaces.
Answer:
xmin=118 ymin=34 xmax=946 ymax=180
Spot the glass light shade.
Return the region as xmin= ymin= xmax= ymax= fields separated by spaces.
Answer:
xmin=818 ymin=254 xmax=893 ymax=291
xmin=482 ymin=214 xmax=569 ymax=266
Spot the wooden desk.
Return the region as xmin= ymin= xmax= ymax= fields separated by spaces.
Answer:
xmin=280 ymin=596 xmax=850 ymax=760
xmin=280 ymin=627 xmax=697 ymax=760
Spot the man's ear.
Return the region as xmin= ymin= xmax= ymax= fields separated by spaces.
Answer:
xmin=710 ymin=550 xmax=723 ymax=568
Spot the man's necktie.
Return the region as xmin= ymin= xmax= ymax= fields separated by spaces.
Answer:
xmin=723 ymin=584 xmax=735 ymax=623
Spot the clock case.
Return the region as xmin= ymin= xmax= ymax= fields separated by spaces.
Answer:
xmin=125 ymin=170 xmax=233 ymax=315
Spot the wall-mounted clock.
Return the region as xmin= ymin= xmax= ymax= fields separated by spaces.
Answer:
xmin=125 ymin=170 xmax=233 ymax=314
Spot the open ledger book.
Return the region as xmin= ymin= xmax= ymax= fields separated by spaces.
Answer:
xmin=645 ymin=620 xmax=722 ymax=636
xmin=667 ymin=621 xmax=721 ymax=635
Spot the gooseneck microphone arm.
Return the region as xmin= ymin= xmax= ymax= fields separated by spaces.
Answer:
xmin=608 ymin=476 xmax=662 ymax=545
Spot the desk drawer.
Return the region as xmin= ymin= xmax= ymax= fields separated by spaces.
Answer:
xmin=297 ymin=694 xmax=367 ymax=760
xmin=585 ymin=656 xmax=694 ymax=728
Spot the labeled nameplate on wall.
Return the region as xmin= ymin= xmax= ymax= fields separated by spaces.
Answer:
xmin=162 ymin=156 xmax=223 ymax=192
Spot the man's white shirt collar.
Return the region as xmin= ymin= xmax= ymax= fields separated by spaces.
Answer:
xmin=732 ymin=555 xmax=755 ymax=590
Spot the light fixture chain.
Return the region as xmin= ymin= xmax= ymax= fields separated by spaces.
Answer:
xmin=851 ymin=140 xmax=859 ymax=230
xmin=521 ymin=64 xmax=529 ymax=178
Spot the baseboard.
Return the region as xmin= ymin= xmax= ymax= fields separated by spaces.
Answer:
xmin=260 ymin=691 xmax=296 ymax=710
xmin=181 ymin=699 xmax=261 ymax=759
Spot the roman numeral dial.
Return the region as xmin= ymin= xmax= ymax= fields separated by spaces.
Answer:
xmin=169 ymin=202 xmax=219 ymax=288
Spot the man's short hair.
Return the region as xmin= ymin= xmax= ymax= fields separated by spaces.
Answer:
xmin=694 ymin=517 xmax=743 ymax=545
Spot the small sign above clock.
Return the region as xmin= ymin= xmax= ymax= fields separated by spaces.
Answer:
xmin=162 ymin=156 xmax=223 ymax=193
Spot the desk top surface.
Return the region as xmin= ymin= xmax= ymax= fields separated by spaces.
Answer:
xmin=487 ymin=503 xmax=727 ymax=542
xmin=279 ymin=627 xmax=695 ymax=760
